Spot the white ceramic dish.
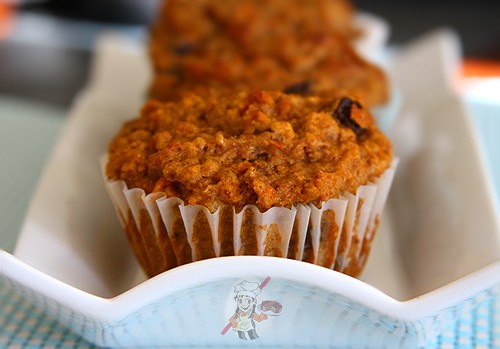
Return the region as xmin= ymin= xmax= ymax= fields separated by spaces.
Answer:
xmin=1 ymin=28 xmax=500 ymax=348
xmin=354 ymin=12 xmax=390 ymax=64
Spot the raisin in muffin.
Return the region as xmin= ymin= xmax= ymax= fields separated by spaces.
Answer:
xmin=104 ymin=89 xmax=396 ymax=278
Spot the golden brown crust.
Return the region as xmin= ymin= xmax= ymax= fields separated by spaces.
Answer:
xmin=107 ymin=90 xmax=392 ymax=212
xmin=148 ymin=0 xmax=388 ymax=107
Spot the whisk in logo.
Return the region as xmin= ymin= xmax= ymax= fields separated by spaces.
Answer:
xmin=221 ymin=276 xmax=283 ymax=340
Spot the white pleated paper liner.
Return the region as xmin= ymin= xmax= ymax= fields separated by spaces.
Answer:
xmin=102 ymin=156 xmax=397 ymax=278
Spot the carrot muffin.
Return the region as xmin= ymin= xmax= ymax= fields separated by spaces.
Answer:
xmin=148 ymin=0 xmax=388 ymax=107
xmin=105 ymin=89 xmax=395 ymax=278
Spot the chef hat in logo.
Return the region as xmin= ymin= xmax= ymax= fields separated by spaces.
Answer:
xmin=234 ymin=280 xmax=261 ymax=299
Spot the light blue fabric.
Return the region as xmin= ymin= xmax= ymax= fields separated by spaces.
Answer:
xmin=0 ymin=285 xmax=97 ymax=348
xmin=0 ymin=95 xmax=500 ymax=348
xmin=0 ymin=95 xmax=96 ymax=347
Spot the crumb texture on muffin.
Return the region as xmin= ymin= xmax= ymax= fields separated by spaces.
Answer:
xmin=107 ymin=90 xmax=392 ymax=212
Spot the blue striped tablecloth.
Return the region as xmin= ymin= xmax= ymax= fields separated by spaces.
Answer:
xmin=0 ymin=95 xmax=499 ymax=348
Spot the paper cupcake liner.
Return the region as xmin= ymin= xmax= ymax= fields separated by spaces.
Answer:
xmin=102 ymin=157 xmax=397 ymax=278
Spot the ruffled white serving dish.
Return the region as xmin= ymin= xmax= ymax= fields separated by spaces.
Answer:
xmin=1 ymin=23 xmax=500 ymax=348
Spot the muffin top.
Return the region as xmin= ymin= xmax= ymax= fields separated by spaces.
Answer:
xmin=107 ymin=90 xmax=392 ymax=212
xmin=148 ymin=0 xmax=388 ymax=107
xmin=150 ymin=0 xmax=358 ymax=70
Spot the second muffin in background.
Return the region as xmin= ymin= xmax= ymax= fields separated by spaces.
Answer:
xmin=148 ymin=0 xmax=389 ymax=107
xmin=104 ymin=89 xmax=396 ymax=279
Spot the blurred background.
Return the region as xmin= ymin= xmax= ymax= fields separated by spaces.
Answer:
xmin=0 ymin=0 xmax=499 ymax=253
xmin=0 ymin=0 xmax=499 ymax=106
xmin=0 ymin=2 xmax=499 ymax=345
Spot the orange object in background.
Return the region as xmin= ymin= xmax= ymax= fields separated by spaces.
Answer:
xmin=462 ymin=59 xmax=500 ymax=78
xmin=461 ymin=59 xmax=500 ymax=102
xmin=0 ymin=2 xmax=15 ymax=40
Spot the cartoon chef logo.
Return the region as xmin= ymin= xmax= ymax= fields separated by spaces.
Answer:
xmin=221 ymin=276 xmax=282 ymax=340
